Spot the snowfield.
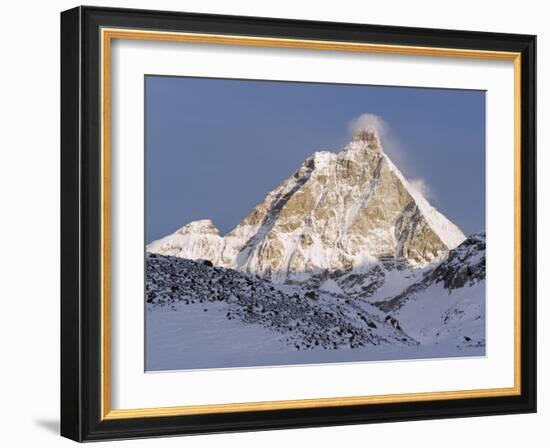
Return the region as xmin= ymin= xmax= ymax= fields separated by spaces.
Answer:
xmin=146 ymin=301 xmax=484 ymax=371
xmin=145 ymin=233 xmax=485 ymax=371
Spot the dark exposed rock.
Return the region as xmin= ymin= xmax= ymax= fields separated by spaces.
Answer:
xmin=374 ymin=232 xmax=485 ymax=313
xmin=428 ymin=232 xmax=485 ymax=290
xmin=145 ymin=252 xmax=417 ymax=350
xmin=305 ymin=291 xmax=319 ymax=300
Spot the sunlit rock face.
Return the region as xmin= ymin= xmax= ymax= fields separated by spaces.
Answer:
xmin=147 ymin=125 xmax=466 ymax=284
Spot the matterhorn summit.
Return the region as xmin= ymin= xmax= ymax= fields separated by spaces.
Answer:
xmin=148 ymin=121 xmax=466 ymax=284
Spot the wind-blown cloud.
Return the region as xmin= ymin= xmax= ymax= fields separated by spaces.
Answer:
xmin=348 ymin=113 xmax=388 ymax=137
xmin=409 ymin=177 xmax=433 ymax=200
xmin=348 ymin=113 xmax=402 ymax=164
xmin=348 ymin=113 xmax=436 ymax=202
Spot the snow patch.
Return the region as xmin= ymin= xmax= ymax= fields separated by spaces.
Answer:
xmin=320 ymin=279 xmax=344 ymax=295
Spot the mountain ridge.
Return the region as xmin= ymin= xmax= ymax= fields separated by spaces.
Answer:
xmin=147 ymin=126 xmax=466 ymax=283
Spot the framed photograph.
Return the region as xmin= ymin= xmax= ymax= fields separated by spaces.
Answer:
xmin=60 ymin=6 xmax=536 ymax=441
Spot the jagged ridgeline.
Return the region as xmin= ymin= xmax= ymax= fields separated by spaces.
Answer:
xmin=148 ymin=127 xmax=465 ymax=283
xmin=146 ymin=124 xmax=485 ymax=370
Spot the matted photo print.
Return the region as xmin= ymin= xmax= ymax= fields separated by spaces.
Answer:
xmin=144 ymin=76 xmax=486 ymax=371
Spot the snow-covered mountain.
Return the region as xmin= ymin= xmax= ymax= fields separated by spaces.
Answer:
xmin=145 ymin=122 xmax=484 ymax=370
xmin=147 ymin=127 xmax=465 ymax=283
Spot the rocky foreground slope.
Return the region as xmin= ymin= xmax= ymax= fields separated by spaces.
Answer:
xmin=146 ymin=252 xmax=417 ymax=351
xmin=146 ymin=233 xmax=485 ymax=369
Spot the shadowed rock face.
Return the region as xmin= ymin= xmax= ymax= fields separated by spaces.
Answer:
xmin=428 ymin=232 xmax=486 ymax=290
xmin=375 ymin=232 xmax=486 ymax=313
xmin=147 ymin=126 xmax=466 ymax=283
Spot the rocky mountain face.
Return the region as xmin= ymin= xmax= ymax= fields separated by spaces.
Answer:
xmin=147 ymin=128 xmax=465 ymax=284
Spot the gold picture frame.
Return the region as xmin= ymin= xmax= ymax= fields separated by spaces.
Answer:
xmin=61 ymin=6 xmax=536 ymax=441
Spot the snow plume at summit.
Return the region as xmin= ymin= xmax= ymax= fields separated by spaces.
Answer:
xmin=348 ymin=113 xmax=434 ymax=201
xmin=348 ymin=113 xmax=388 ymax=139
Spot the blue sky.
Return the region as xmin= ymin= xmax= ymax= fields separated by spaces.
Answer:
xmin=145 ymin=76 xmax=485 ymax=243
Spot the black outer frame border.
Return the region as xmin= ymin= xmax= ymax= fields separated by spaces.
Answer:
xmin=60 ymin=5 xmax=537 ymax=442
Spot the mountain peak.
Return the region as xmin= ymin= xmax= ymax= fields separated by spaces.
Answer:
xmin=176 ymin=219 xmax=220 ymax=236
xmin=353 ymin=127 xmax=380 ymax=143
xmin=148 ymin=123 xmax=466 ymax=283
xmin=345 ymin=127 xmax=383 ymax=154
